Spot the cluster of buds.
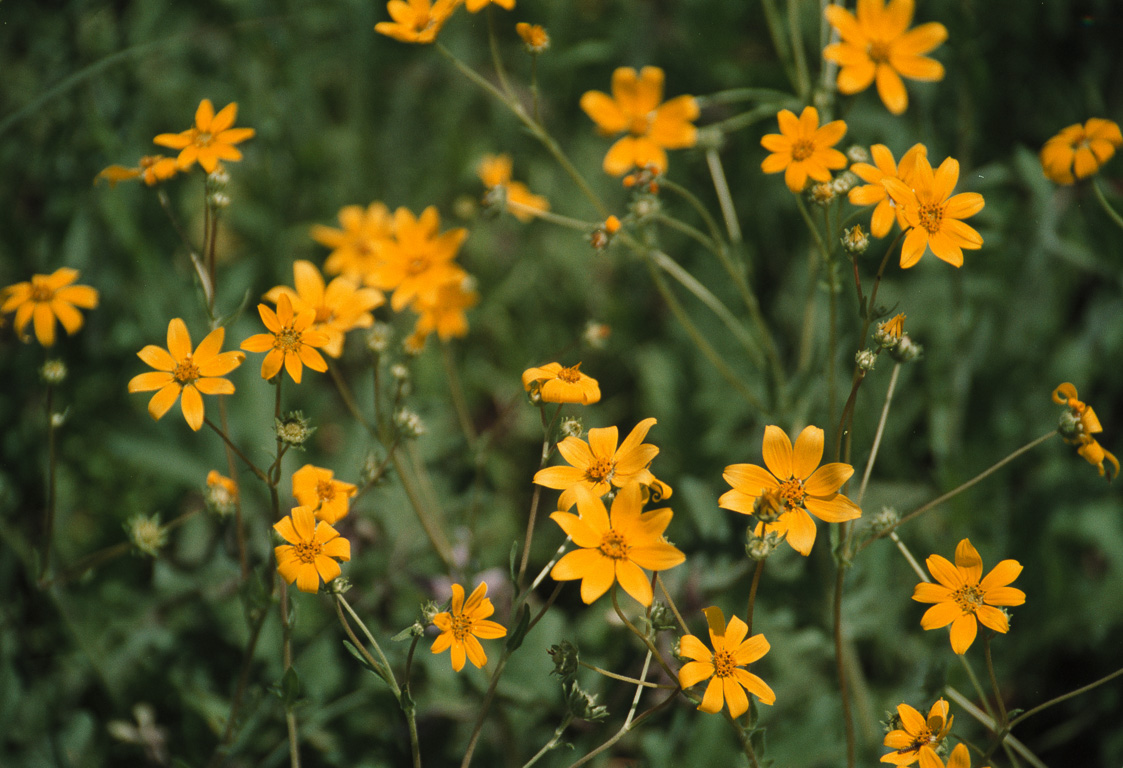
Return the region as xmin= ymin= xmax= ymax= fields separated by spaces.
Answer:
xmin=590 ymin=215 xmax=622 ymax=250
xmin=559 ymin=416 xmax=584 ymax=439
xmin=565 ymin=681 xmax=609 ymax=722
xmin=622 ymin=163 xmax=662 ymax=194
xmin=868 ymin=506 xmax=900 ymax=535
xmin=807 ymin=171 xmax=859 ymax=207
xmin=855 ymin=348 xmax=878 ymax=372
xmin=395 ymin=407 xmax=425 ymax=438
xmin=205 ymin=167 xmax=231 ymax=209
xmin=1053 ymin=382 xmax=1118 ymax=479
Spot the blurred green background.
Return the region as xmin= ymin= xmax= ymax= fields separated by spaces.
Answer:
xmin=2 ymin=0 xmax=1122 ymax=765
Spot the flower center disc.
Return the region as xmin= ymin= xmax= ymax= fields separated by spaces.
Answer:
xmin=294 ymin=540 xmax=322 ymax=564
xmin=791 ymin=139 xmax=815 ymax=161
xmin=316 ymin=480 xmax=336 ymax=503
xmin=712 ymin=649 xmax=737 ymax=678
xmin=451 ymin=613 xmax=473 ymax=640
xmin=585 ymin=458 xmax=615 ymax=484
xmin=778 ymin=478 xmax=805 ymax=508
xmin=599 ymin=530 xmax=629 ymax=560
xmin=30 ymin=280 xmax=53 ymax=301
xmin=275 ymin=327 xmax=302 ymax=352
xmin=867 ymin=39 xmax=891 ymax=63
xmin=952 ymin=585 xmax=984 ymax=614
xmin=918 ymin=203 xmax=944 ymax=233
xmin=406 ymin=255 xmax=430 ymax=275
xmin=173 ymin=355 xmax=201 ymax=385
xmin=557 ymin=365 xmax=582 ymax=383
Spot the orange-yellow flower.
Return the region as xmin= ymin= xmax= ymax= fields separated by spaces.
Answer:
xmin=369 ymin=206 xmax=468 ymax=312
xmin=375 ymin=0 xmax=459 ymax=43
xmin=823 ymin=0 xmax=947 ymax=115
xmin=96 ymin=155 xmax=179 ymax=187
xmin=881 ymin=698 xmax=953 ymax=766
xmin=677 ymin=606 xmax=775 ymax=718
xmin=407 ymin=277 xmax=478 ymax=350
xmin=849 ymin=143 xmax=927 ymax=237
xmin=465 ymin=0 xmax=513 ymax=11
xmin=431 ymin=582 xmax=507 ymax=671
xmin=292 ymin=464 xmax=357 ymax=525
xmin=1 ymin=268 xmax=99 ymax=347
xmin=240 ymin=293 xmax=330 ymax=383
xmin=883 ymin=155 xmax=984 ymax=268
xmin=580 ymin=66 xmax=699 ymax=176
xmin=1053 ymin=382 xmax=1118 ymax=480
xmin=922 ymin=744 xmax=984 ymax=768
xmin=274 ymin=506 xmax=351 ymax=593
xmin=205 ymin=470 xmax=239 ymax=516
xmin=549 ymin=483 xmax=685 ymax=605
xmin=521 ymin=362 xmax=600 ymax=405
xmin=153 ymin=99 xmax=254 ymax=173
xmin=760 ymin=106 xmax=848 ymax=192
xmin=478 ymin=154 xmax=550 ymax=222
xmin=1040 ymin=118 xmax=1123 ymax=185
xmin=515 ymin=22 xmax=549 ymax=53
xmin=127 ymin=318 xmax=245 ymax=431
xmin=912 ymin=538 xmax=1025 ymax=655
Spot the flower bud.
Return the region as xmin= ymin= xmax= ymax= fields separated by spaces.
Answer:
xmin=847 ymin=145 xmax=871 ymax=164
xmin=560 ymin=416 xmax=584 ymax=439
xmin=127 ymin=513 xmax=166 ymax=557
xmin=841 ymin=224 xmax=870 ymax=256
xmin=855 ymin=348 xmax=878 ymax=372
xmin=40 ymin=359 xmax=68 ymax=385
xmin=395 ymin=408 xmax=425 ymax=438
xmin=275 ymin=411 xmax=315 ymax=448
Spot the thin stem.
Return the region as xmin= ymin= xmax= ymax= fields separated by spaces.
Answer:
xmin=518 ymin=404 xmax=562 ymax=587
xmin=279 ymin=581 xmax=300 ymax=768
xmin=958 ymin=653 xmax=998 ymax=724
xmin=391 ymin=451 xmax=456 ymax=571
xmin=564 ymin=691 xmax=678 ymax=768
xmin=207 ymin=599 xmax=270 ymax=768
xmin=505 ymin=200 xmax=593 ymax=230
xmin=983 ymin=634 xmax=1008 ymax=728
xmin=578 ymin=659 xmax=673 ymax=689
xmin=335 ymin=594 xmax=401 ymax=694
xmin=760 ymin=0 xmax=798 ymax=92
xmin=1008 ymin=663 xmax=1123 ymax=730
xmin=485 ymin=5 xmax=513 ymax=98
xmin=609 ymin=587 xmax=677 ymax=682
xmin=786 ymin=0 xmax=812 ymax=99
xmin=440 ymin=339 xmax=478 ymax=450
xmin=746 ymin=559 xmax=765 ymax=636
xmin=39 ymin=383 xmax=58 ymax=585
xmin=624 ymin=651 xmax=653 ymax=727
xmin=709 ymin=104 xmax=783 ymax=135
xmin=521 ymin=713 xmax=574 ymax=768
xmin=218 ymin=395 xmax=249 ymax=579
xmin=205 ymin=417 xmax=269 ymax=484
xmin=459 ymin=655 xmax=509 ymax=768
xmin=655 ymin=574 xmax=689 ymax=634
xmin=706 ymin=148 xmax=743 ymax=244
xmin=857 ymin=362 xmax=901 ymax=505
xmin=889 ymin=530 xmax=928 ymax=582
xmin=1092 ymin=176 xmax=1123 ymax=230
xmin=944 ymin=687 xmax=1048 ymax=768
xmin=833 ymin=556 xmax=855 ymax=768
xmin=327 ymin=358 xmax=372 ymax=432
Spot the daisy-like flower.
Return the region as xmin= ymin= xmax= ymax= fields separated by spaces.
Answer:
xmin=431 ymin=582 xmax=507 ymax=671
xmin=478 ymin=154 xmax=550 ymax=222
xmin=923 ymin=744 xmax=986 ymax=768
xmin=1040 ymin=118 xmax=1123 ymax=185
xmin=314 ymin=202 xmax=396 ymax=287
xmin=881 ymin=698 xmax=953 ymax=766
xmin=535 ymin=417 xmax=665 ymax=510
xmin=849 ymin=143 xmax=927 ymax=237
xmin=719 ymin=425 xmax=861 ymax=556
xmin=375 ymin=0 xmax=459 ymax=43
xmin=677 ymin=606 xmax=776 ymax=718
xmin=760 ymin=106 xmax=848 ymax=193
xmin=292 ymin=464 xmax=357 ymax=525
xmin=1 ymin=267 xmax=99 ymax=347
xmin=912 ymin=538 xmax=1025 ymax=654
xmin=407 ymin=276 xmax=479 ymax=349
xmin=127 ymin=319 xmax=244 ymax=431
xmin=96 ymin=155 xmax=180 ymax=187
xmin=883 ymin=155 xmax=985 ymax=268
xmin=370 ymin=206 xmax=468 ymax=312
xmin=240 ymin=293 xmax=331 ymax=384
xmin=263 ymin=260 xmax=384 ymax=358
xmin=521 ymin=362 xmax=601 ymax=405
xmin=823 ymin=0 xmax=948 ymax=115
xmin=580 ymin=66 xmax=699 ymax=177
xmin=515 ymin=22 xmax=549 ymax=53
xmin=273 ymin=506 xmax=351 ymax=593
xmin=153 ymin=99 xmax=255 ymax=174
xmin=1052 ymin=382 xmax=1118 ymax=480
xmin=549 ymin=483 xmax=685 ymax=605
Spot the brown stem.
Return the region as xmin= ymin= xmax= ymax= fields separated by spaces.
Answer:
xmin=746 ymin=559 xmax=765 ymax=636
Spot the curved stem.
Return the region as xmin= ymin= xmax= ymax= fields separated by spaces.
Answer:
xmin=578 ymin=659 xmax=673 ymax=689
xmin=522 ymin=713 xmax=574 ymax=768
xmin=655 ymin=573 xmax=689 ymax=634
xmin=1007 ymin=663 xmax=1123 ymax=730
xmin=205 ymin=418 xmax=269 ymax=483
xmin=1092 ymin=176 xmax=1123 ymax=230
xmin=518 ymin=404 xmax=562 ymax=587
xmin=856 ymin=362 xmax=901 ymax=506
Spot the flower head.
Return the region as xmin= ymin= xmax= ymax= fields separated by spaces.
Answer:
xmin=881 ymin=698 xmax=953 ymax=765
xmin=1040 ymin=118 xmax=1123 ymax=185
xmin=912 ymin=538 xmax=1025 ymax=654
xmin=849 ymin=143 xmax=927 ymax=237
xmin=431 ymin=582 xmax=507 ymax=671
xmin=205 ymin=470 xmax=239 ymax=517
xmin=1053 ymin=382 xmax=1118 ymax=480
xmin=923 ymin=744 xmax=986 ymax=768
xmin=478 ymin=154 xmax=550 ymax=222
xmin=549 ymin=483 xmax=685 ymax=605
xmin=719 ymin=425 xmax=861 ymax=555
xmin=375 ymin=0 xmax=459 ymax=43
xmin=516 ymin=22 xmax=549 ymax=53
xmin=407 ymin=276 xmax=478 ymax=349
xmin=370 ymin=206 xmax=468 ymax=312
xmin=292 ymin=464 xmax=357 ymax=524
xmin=521 ymin=362 xmax=601 ymax=405
xmin=678 ymin=607 xmax=775 ymax=718
xmin=274 ymin=506 xmax=351 ymax=593
xmin=760 ymin=106 xmax=848 ymax=192
xmin=127 ymin=514 xmax=167 ymax=558
xmin=883 ymin=155 xmax=985 ymax=268
xmin=96 ymin=155 xmax=179 ymax=187
xmin=824 ymin=0 xmax=948 ymax=115
xmin=153 ymin=99 xmax=254 ymax=173
xmin=580 ymin=66 xmax=699 ymax=176
xmin=1 ymin=267 xmax=99 ymax=346
xmin=128 ymin=318 xmax=244 ymax=431
xmin=314 ymin=202 xmax=396 ymax=287
xmin=240 ymin=293 xmax=331 ymax=383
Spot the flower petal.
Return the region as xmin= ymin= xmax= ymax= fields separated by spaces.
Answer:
xmin=761 ymin=425 xmax=794 ymax=480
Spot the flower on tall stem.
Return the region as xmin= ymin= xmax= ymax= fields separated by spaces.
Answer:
xmin=375 ymin=0 xmax=459 ymax=43
xmin=881 ymin=698 xmax=953 ymax=765
xmin=1052 ymin=382 xmax=1118 ymax=480
xmin=882 ymin=155 xmax=984 ymax=268
xmin=521 ymin=362 xmax=600 ymax=404
xmin=760 ymin=106 xmax=848 ymax=193
xmin=677 ymin=606 xmax=775 ymax=718
xmin=153 ymin=99 xmax=254 ymax=173
xmin=849 ymin=143 xmax=927 ymax=237
xmin=431 ymin=582 xmax=507 ymax=671
xmin=1040 ymin=118 xmax=1123 ymax=185
xmin=240 ymin=293 xmax=330 ymax=383
xmin=292 ymin=464 xmax=357 ymax=525
xmin=274 ymin=506 xmax=351 ymax=593
xmin=2 ymin=268 xmax=98 ymax=347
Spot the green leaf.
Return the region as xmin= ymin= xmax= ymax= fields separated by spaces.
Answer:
xmin=281 ymin=667 xmax=300 ymax=708
xmin=505 ymin=603 xmax=531 ymax=653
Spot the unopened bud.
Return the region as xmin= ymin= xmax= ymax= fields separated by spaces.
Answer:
xmin=842 ymin=224 xmax=870 ymax=255
xmin=855 ymin=348 xmax=878 ymax=372
xmin=40 ymin=359 xmax=68 ymax=385
xmin=127 ymin=513 xmax=166 ymax=558
xmin=275 ymin=411 xmax=315 ymax=448
xmin=847 ymin=145 xmax=871 ymax=164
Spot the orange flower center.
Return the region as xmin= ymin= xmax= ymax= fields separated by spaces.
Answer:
xmin=173 ymin=355 xmax=201 ymax=385
xmin=867 ymin=39 xmax=891 ymax=64
xmin=316 ymin=479 xmax=336 ymax=503
xmin=314 ymin=305 xmax=335 ymax=324
xmin=791 ymin=139 xmax=815 ymax=162
xmin=29 ymin=278 xmax=54 ymax=301
xmin=274 ymin=327 xmax=304 ymax=353
xmin=629 ymin=112 xmax=654 ymax=137
xmin=293 ymin=540 xmax=322 ymax=564
xmin=450 ymin=612 xmax=473 ymax=641
xmin=193 ymin=129 xmax=214 ymax=148
xmin=585 ymin=458 xmax=615 ymax=485
xmin=557 ymin=365 xmax=582 ymax=383
xmin=777 ymin=478 xmax=806 ymax=508
xmin=894 ymin=724 xmax=941 ymax=757
xmin=711 ymin=648 xmax=737 ymax=678
xmin=598 ymin=529 xmax=630 ymax=560
xmin=917 ymin=203 xmax=945 ymax=234
xmin=951 ymin=584 xmax=984 ymax=614
xmin=406 ymin=255 xmax=431 ymax=275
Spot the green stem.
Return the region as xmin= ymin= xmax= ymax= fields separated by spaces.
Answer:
xmin=391 ymin=451 xmax=456 ymax=571
xmin=944 ymin=686 xmax=1047 ymax=768
xmin=709 ymin=104 xmax=785 ymax=135
xmin=39 ymin=383 xmax=58 ymax=585
xmin=760 ymin=0 xmax=798 ymax=93
xmin=786 ymin=0 xmax=812 ymax=100
xmin=279 ymin=580 xmax=300 ymax=768
xmin=856 ymin=362 xmax=901 ymax=505
xmin=983 ymin=634 xmax=1009 ymax=729
xmin=834 ymin=552 xmax=855 ymax=768
xmin=485 ymin=6 xmax=513 ymax=98
xmin=204 ymin=418 xmax=270 ymax=484
xmin=1008 ymin=663 xmax=1123 ymax=731
xmin=505 ymin=200 xmax=594 ymax=230
xmin=577 ymin=659 xmax=674 ymax=689
xmin=746 ymin=559 xmax=764 ymax=636
xmin=440 ymin=339 xmax=478 ymax=450
xmin=694 ymin=87 xmax=799 ymax=108
xmin=706 ymin=148 xmax=743 ymax=244
xmin=655 ymin=574 xmax=689 ymax=634
xmin=218 ymin=395 xmax=249 ymax=580
xmin=522 ymin=713 xmax=574 ymax=768
xmin=1091 ymin=176 xmax=1123 ymax=230
xmin=518 ymin=404 xmax=562 ymax=588
xmin=564 ymin=691 xmax=679 ymax=768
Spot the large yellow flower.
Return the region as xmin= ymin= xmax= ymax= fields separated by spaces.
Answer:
xmin=314 ymin=202 xmax=396 ymax=287
xmin=521 ymin=362 xmax=601 ymax=405
xmin=1052 ymin=382 xmax=1119 ymax=480
xmin=431 ymin=582 xmax=508 ymax=671
xmin=371 ymin=206 xmax=468 ymax=312
xmin=153 ymin=99 xmax=255 ymax=173
xmin=274 ymin=506 xmax=351 ymax=593
xmin=823 ymin=0 xmax=947 ymax=115
xmin=760 ymin=106 xmax=848 ymax=192
xmin=912 ymin=538 xmax=1025 ymax=655
xmin=1040 ymin=118 xmax=1123 ymax=185
xmin=580 ymin=66 xmax=699 ymax=176
xmin=127 ymin=318 xmax=244 ymax=431
xmin=849 ymin=143 xmax=927 ymax=237
xmin=677 ymin=607 xmax=775 ymax=718
xmin=883 ymin=155 xmax=984 ymax=268
xmin=375 ymin=0 xmax=459 ymax=43
xmin=881 ymin=698 xmax=952 ymax=766
xmin=549 ymin=483 xmax=685 ymax=605
xmin=292 ymin=464 xmax=357 ymax=525
xmin=1 ymin=267 xmax=99 ymax=347
xmin=240 ymin=293 xmax=331 ymax=383
xmin=478 ymin=154 xmax=550 ymax=222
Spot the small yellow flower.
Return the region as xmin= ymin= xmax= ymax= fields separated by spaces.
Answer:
xmin=549 ymin=483 xmax=685 ymax=605
xmin=431 ymin=582 xmax=507 ymax=671
xmin=521 ymin=362 xmax=601 ymax=405
xmin=881 ymin=698 xmax=953 ymax=765
xmin=580 ymin=66 xmax=699 ymax=176
xmin=96 ymin=155 xmax=179 ymax=187
xmin=314 ymin=202 xmax=396 ymax=287
xmin=408 ymin=277 xmax=479 ymax=347
xmin=677 ymin=607 xmax=775 ymax=718
xmin=1 ymin=267 xmax=99 ymax=346
xmin=127 ymin=319 xmax=244 ymax=431
xmin=478 ymin=154 xmax=550 ymax=222
xmin=375 ymin=0 xmax=459 ymax=43
xmin=849 ymin=143 xmax=927 ymax=237
xmin=370 ymin=206 xmax=468 ymax=312
xmin=760 ymin=106 xmax=848 ymax=193
xmin=912 ymin=538 xmax=1025 ymax=655
xmin=1052 ymin=382 xmax=1118 ymax=480
xmin=880 ymin=313 xmax=906 ymax=339
xmin=205 ymin=470 xmax=239 ymax=516
xmin=1040 ymin=118 xmax=1123 ymax=185
xmin=515 ymin=22 xmax=549 ymax=53
xmin=273 ymin=506 xmax=351 ymax=593
xmin=153 ymin=99 xmax=255 ymax=173
xmin=292 ymin=464 xmax=357 ymax=525
xmin=240 ymin=293 xmax=331 ymax=383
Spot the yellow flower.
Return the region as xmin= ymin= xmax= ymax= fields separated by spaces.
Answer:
xmin=720 ymin=425 xmax=861 ymax=556
xmin=883 ymin=155 xmax=985 ymax=268
xmin=881 ymin=698 xmax=953 ymax=766
xmin=205 ymin=470 xmax=239 ymax=516
xmin=580 ymin=66 xmax=699 ymax=176
xmin=370 ymin=206 xmax=468 ymax=312
xmin=521 ymin=362 xmax=601 ymax=405
xmin=1040 ymin=118 xmax=1123 ymax=185
xmin=823 ymin=0 xmax=947 ymax=115
xmin=153 ymin=99 xmax=255 ymax=173
xmin=96 ymin=155 xmax=179 ymax=187
xmin=465 ymin=0 xmax=512 ymax=11
xmin=849 ymin=143 xmax=927 ymax=237
xmin=677 ymin=607 xmax=776 ymax=718
xmin=912 ymin=538 xmax=1025 ymax=655
xmin=127 ymin=318 xmax=245 ymax=431
xmin=273 ymin=506 xmax=351 ymax=593
xmin=240 ymin=293 xmax=331 ymax=383
xmin=292 ymin=464 xmax=357 ymax=524
xmin=515 ymin=22 xmax=549 ymax=53
xmin=922 ymin=744 xmax=986 ymax=768
xmin=431 ymin=582 xmax=507 ymax=671
xmin=375 ymin=0 xmax=459 ymax=43
xmin=478 ymin=154 xmax=550 ymax=222
xmin=549 ymin=483 xmax=685 ymax=605
xmin=880 ymin=312 xmax=906 ymax=339
xmin=535 ymin=417 xmax=664 ymax=510
xmin=760 ymin=106 xmax=848 ymax=193
xmin=408 ymin=277 xmax=478 ymax=349
xmin=1052 ymin=382 xmax=1119 ymax=480
xmin=264 ymin=260 xmax=384 ymax=358
xmin=1 ymin=267 xmax=99 ymax=346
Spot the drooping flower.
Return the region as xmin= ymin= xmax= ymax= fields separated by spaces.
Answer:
xmin=521 ymin=362 xmax=601 ymax=405
xmin=431 ymin=582 xmax=508 ymax=671
xmin=1040 ymin=118 xmax=1123 ymax=185
xmin=375 ymin=0 xmax=459 ymax=44
xmin=823 ymin=0 xmax=948 ymax=115
xmin=580 ymin=66 xmax=699 ymax=176
xmin=849 ymin=143 xmax=928 ymax=237
xmin=549 ymin=483 xmax=685 ymax=605
xmin=912 ymin=538 xmax=1025 ymax=654
xmin=273 ymin=506 xmax=351 ymax=593
xmin=882 ymin=155 xmax=985 ymax=268
xmin=1 ymin=267 xmax=99 ymax=347
xmin=720 ymin=425 xmax=861 ymax=556
xmin=535 ymin=417 xmax=666 ymax=510
xmin=127 ymin=318 xmax=244 ymax=431
xmin=478 ymin=154 xmax=550 ymax=222
xmin=292 ymin=464 xmax=357 ymax=525
xmin=369 ymin=206 xmax=468 ymax=312
xmin=96 ymin=155 xmax=179 ymax=187
xmin=760 ymin=106 xmax=848 ymax=192
xmin=677 ymin=606 xmax=776 ymax=718
xmin=515 ymin=22 xmax=549 ymax=53
xmin=881 ymin=698 xmax=953 ymax=766
xmin=153 ymin=99 xmax=255 ymax=173
xmin=314 ymin=202 xmax=396 ymax=288
xmin=240 ymin=293 xmax=331 ymax=383
xmin=1052 ymin=382 xmax=1118 ymax=480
